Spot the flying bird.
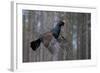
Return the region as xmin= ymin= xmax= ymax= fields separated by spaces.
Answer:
xmin=30 ymin=20 xmax=64 ymax=51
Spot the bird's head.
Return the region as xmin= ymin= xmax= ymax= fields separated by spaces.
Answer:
xmin=58 ymin=20 xmax=64 ymax=27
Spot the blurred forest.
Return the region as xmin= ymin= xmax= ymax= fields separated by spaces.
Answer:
xmin=22 ymin=10 xmax=91 ymax=62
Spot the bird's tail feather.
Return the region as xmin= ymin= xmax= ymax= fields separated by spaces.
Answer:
xmin=30 ymin=38 xmax=41 ymax=51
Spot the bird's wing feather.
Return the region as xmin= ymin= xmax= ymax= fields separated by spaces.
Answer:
xmin=42 ymin=32 xmax=53 ymax=48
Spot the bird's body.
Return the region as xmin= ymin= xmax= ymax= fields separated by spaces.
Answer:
xmin=30 ymin=21 xmax=64 ymax=51
xmin=51 ymin=25 xmax=61 ymax=39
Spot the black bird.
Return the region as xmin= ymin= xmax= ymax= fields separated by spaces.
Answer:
xmin=30 ymin=20 xmax=64 ymax=51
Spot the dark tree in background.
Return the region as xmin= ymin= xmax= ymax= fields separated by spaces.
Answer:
xmin=22 ymin=10 xmax=91 ymax=62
